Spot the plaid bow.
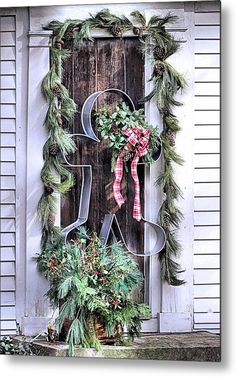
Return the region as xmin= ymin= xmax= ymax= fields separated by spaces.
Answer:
xmin=113 ymin=127 xmax=151 ymax=221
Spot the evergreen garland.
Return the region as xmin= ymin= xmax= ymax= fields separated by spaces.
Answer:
xmin=40 ymin=9 xmax=187 ymax=285
xmin=38 ymin=39 xmax=77 ymax=248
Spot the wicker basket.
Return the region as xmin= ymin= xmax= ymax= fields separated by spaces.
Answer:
xmin=94 ymin=316 xmax=122 ymax=345
xmin=59 ymin=315 xmax=122 ymax=345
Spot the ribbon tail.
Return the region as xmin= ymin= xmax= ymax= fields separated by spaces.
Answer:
xmin=113 ymin=156 xmax=125 ymax=208
xmin=131 ymin=155 xmax=142 ymax=221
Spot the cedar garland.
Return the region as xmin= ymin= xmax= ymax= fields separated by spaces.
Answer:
xmin=40 ymin=9 xmax=187 ymax=285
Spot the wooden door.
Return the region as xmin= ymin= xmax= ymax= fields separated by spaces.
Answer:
xmin=61 ymin=37 xmax=145 ymax=302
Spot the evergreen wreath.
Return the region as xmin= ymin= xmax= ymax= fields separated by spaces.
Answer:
xmin=39 ymin=9 xmax=187 ymax=286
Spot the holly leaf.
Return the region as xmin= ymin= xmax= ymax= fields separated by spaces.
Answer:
xmin=120 ymin=110 xmax=127 ymax=119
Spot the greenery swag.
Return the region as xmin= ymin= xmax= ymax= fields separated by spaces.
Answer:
xmin=38 ymin=9 xmax=187 ymax=289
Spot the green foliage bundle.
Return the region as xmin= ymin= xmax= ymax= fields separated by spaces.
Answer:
xmin=0 ymin=337 xmax=34 ymax=356
xmin=37 ymin=228 xmax=150 ymax=356
xmin=40 ymin=9 xmax=187 ymax=286
xmin=94 ymin=101 xmax=160 ymax=171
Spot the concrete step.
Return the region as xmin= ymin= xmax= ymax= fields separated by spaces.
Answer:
xmin=15 ymin=332 xmax=221 ymax=361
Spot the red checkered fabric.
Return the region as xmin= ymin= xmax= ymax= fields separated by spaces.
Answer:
xmin=113 ymin=156 xmax=125 ymax=208
xmin=113 ymin=127 xmax=151 ymax=221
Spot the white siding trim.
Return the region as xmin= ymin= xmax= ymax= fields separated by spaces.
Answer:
xmin=20 ymin=25 xmax=53 ymax=336
xmin=15 ymin=7 xmax=29 ymax=334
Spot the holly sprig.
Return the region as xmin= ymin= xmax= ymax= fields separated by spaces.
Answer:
xmin=94 ymin=101 xmax=160 ymax=170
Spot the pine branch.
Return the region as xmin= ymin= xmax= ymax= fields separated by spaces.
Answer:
xmin=159 ymin=251 xmax=185 ymax=285
xmin=130 ymin=10 xmax=146 ymax=26
xmin=37 ymin=194 xmax=57 ymax=230
xmin=53 ymin=127 xmax=77 ymax=156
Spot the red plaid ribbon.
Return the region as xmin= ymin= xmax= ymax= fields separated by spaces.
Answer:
xmin=113 ymin=127 xmax=151 ymax=221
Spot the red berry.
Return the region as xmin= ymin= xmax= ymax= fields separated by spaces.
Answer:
xmin=55 ymin=39 xmax=64 ymax=45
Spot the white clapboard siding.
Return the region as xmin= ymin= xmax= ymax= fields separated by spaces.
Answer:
xmin=1 ymin=89 xmax=16 ymax=103
xmin=195 ymin=54 xmax=220 ymax=68
xmin=0 ymin=292 xmax=15 ymax=306
xmin=193 ymin=1 xmax=221 ymax=334
xmin=194 ymin=182 xmax=220 ymax=197
xmin=194 ymin=153 xmax=220 ymax=168
xmin=194 ymin=211 xmax=220 ymax=226
xmin=1 ymin=104 xmax=16 ymax=118
xmin=194 ymin=255 xmax=220 ymax=269
xmin=0 ymin=31 xmax=16 ymax=46
xmin=1 ymin=162 xmax=16 ymax=175
xmin=0 ymin=233 xmax=16 ymax=247
xmin=194 ymin=240 xmax=220 ymax=255
xmin=194 ymin=298 xmax=220 ymax=313
xmin=0 ymin=190 xmax=15 ymax=203
xmin=0 ymin=247 xmax=15 ymax=261
xmin=195 ymin=25 xmax=220 ymax=39
xmin=0 ymin=14 xmax=17 ymax=337
xmin=1 ymin=305 xmax=16 ymax=319
xmin=195 ymin=40 xmax=220 ymax=54
xmin=194 ymin=312 xmax=220 ymax=323
xmin=0 ymin=16 xmax=15 ymax=31
xmin=194 ymin=312 xmax=221 ymax=333
xmin=195 ymin=110 xmax=220 ymax=124
xmin=1 ymin=176 xmax=16 ymax=189
xmin=195 ymin=12 xmax=220 ymax=25
xmin=0 ymin=119 xmax=16 ymax=132
xmin=0 ymin=75 xmax=16 ymax=89
xmin=0 ymin=262 xmax=15 ymax=276
xmin=195 ymin=68 xmax=220 ymax=82
xmin=0 ymin=218 xmax=16 ymax=232
xmin=1 ymin=133 xmax=16 ymax=146
xmin=194 ymin=125 xmax=220 ymax=139
xmin=195 ymin=82 xmax=220 ymax=95
xmin=194 ymin=269 xmax=220 ymax=285
xmin=194 ymin=226 xmax=220 ymax=240
xmin=194 ymin=284 xmax=220 ymax=298
xmin=194 ymin=168 xmax=220 ymax=182
xmin=0 ymin=204 xmax=15 ymax=217
xmin=195 ymin=96 xmax=220 ymax=110
xmin=194 ymin=139 xmax=220 ymax=153
xmin=194 ymin=197 xmax=220 ymax=211
xmin=1 ymin=146 xmax=16 ymax=161
xmin=0 ymin=46 xmax=16 ymax=60
xmin=0 ymin=61 xmax=16 ymax=74
xmin=1 ymin=319 xmax=16 ymax=331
